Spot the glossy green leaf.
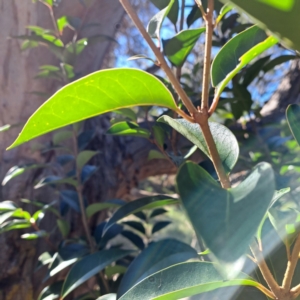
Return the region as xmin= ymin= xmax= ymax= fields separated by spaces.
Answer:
xmin=0 ymin=211 xmax=15 ymax=225
xmin=152 ymin=125 xmax=165 ymax=148
xmin=158 ymin=115 xmax=239 ymax=172
xmin=104 ymin=195 xmax=178 ymax=233
xmin=177 ymin=162 xmax=275 ymax=262
xmin=86 ymin=201 xmax=123 ymax=219
xmin=96 ymin=294 xmax=116 ymax=300
xmin=211 ymin=26 xmax=267 ymax=87
xmin=219 ymin=0 xmax=300 ymax=51
xmin=2 ymin=164 xmax=47 ymax=186
xmin=287 ymin=104 xmax=300 ymax=146
xmin=61 ymin=249 xmax=132 ymax=299
xmin=34 ymin=176 xmax=78 ymax=189
xmin=256 ymin=188 xmax=291 ymax=246
xmin=0 ymin=219 xmax=31 ymax=233
xmin=8 ymin=69 xmax=176 ymax=149
xmin=38 ymin=281 xmax=63 ymax=300
xmin=57 ymin=16 xmax=68 ymax=33
xmin=113 ymin=108 xmax=137 ymax=121
xmin=105 ymin=265 xmax=127 ymax=278
xmin=122 ymin=221 xmax=146 ymax=235
xmin=262 ymin=55 xmax=296 ymax=73
xmin=106 ymin=121 xmax=151 ymax=139
xmin=0 ymin=201 xmax=18 ymax=212
xmin=76 ymin=150 xmax=98 ymax=170
xmin=117 ymin=239 xmax=198 ymax=297
xmin=149 ymin=208 xmax=167 ymax=218
xmin=21 ymin=231 xmax=48 ymax=240
xmin=150 ymin=0 xmax=179 ymax=25
xmin=213 ymin=33 xmax=278 ymax=98
xmin=57 ymin=219 xmax=70 ymax=237
xmin=216 ymin=4 xmax=233 ymax=24
xmin=119 ymin=261 xmax=264 ymax=300
xmin=148 ymin=0 xmax=175 ymax=39
xmin=152 ymin=221 xmax=171 ymax=234
xmin=148 ymin=149 xmax=167 ymax=160
xmin=127 ymin=54 xmax=156 ymax=64
xmin=164 ymin=28 xmax=206 ymax=66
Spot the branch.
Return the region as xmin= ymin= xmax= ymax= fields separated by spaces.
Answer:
xmin=119 ymin=0 xmax=197 ymax=116
xmin=282 ymin=234 xmax=300 ymax=291
xmin=251 ymin=244 xmax=282 ymax=297
xmin=200 ymin=0 xmax=213 ymax=110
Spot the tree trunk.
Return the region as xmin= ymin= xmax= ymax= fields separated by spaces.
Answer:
xmin=0 ymin=1 xmax=182 ymax=298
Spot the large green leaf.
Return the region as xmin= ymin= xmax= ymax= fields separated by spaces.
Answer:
xmin=286 ymin=104 xmax=300 ymax=146
xmin=158 ymin=115 xmax=239 ymax=172
xmin=104 ymin=195 xmax=178 ymax=233
xmin=148 ymin=0 xmax=175 ymax=39
xmin=117 ymin=239 xmax=198 ymax=297
xmin=163 ymin=28 xmax=206 ymax=66
xmin=211 ymin=26 xmax=267 ymax=87
xmin=119 ymin=262 xmax=265 ymax=300
xmin=150 ymin=0 xmax=179 ymax=26
xmin=177 ymin=162 xmax=275 ymax=262
xmin=61 ymin=249 xmax=132 ymax=299
xmin=8 ymin=69 xmax=177 ymax=149
xmin=219 ymin=0 xmax=300 ymax=52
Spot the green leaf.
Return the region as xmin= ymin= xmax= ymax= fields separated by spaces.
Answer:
xmin=8 ymin=69 xmax=176 ymax=149
xmin=21 ymin=230 xmax=48 ymax=240
xmin=127 ymin=54 xmax=156 ymax=64
xmin=104 ymin=195 xmax=178 ymax=233
xmin=216 ymin=4 xmax=233 ymax=24
xmin=211 ymin=26 xmax=268 ymax=87
xmin=150 ymin=0 xmax=179 ymax=25
xmin=149 ymin=208 xmax=168 ymax=218
xmin=158 ymin=116 xmax=239 ymax=172
xmin=106 ymin=122 xmax=151 ymax=139
xmin=219 ymin=0 xmax=300 ymax=51
xmin=61 ymin=249 xmax=132 ymax=299
xmin=119 ymin=261 xmax=264 ymax=300
xmin=52 ymin=130 xmax=73 ymax=145
xmin=86 ymin=201 xmax=123 ymax=219
xmin=2 ymin=164 xmax=47 ymax=185
xmin=113 ymin=108 xmax=137 ymax=121
xmin=105 ymin=265 xmax=127 ymax=278
xmin=287 ymin=104 xmax=300 ymax=146
xmin=76 ymin=150 xmax=98 ymax=170
xmin=212 ymin=31 xmax=278 ymax=98
xmin=0 ymin=219 xmax=31 ymax=233
xmin=38 ymin=281 xmax=63 ymax=300
xmin=262 ymin=55 xmax=296 ymax=74
xmin=163 ymin=28 xmax=206 ymax=66
xmin=117 ymin=239 xmax=198 ymax=297
xmin=41 ymin=0 xmax=53 ymax=6
xmin=34 ymin=176 xmax=78 ymax=189
xmin=122 ymin=221 xmax=146 ymax=235
xmin=177 ymin=162 xmax=275 ymax=262
xmin=57 ymin=16 xmax=68 ymax=33
xmin=0 ymin=201 xmax=18 ymax=212
xmin=152 ymin=221 xmax=171 ymax=234
xmin=96 ymin=294 xmax=116 ymax=300
xmin=57 ymin=219 xmax=70 ymax=237
xmin=152 ymin=125 xmax=165 ymax=148
xmin=148 ymin=149 xmax=167 ymax=160
xmin=148 ymin=0 xmax=175 ymax=39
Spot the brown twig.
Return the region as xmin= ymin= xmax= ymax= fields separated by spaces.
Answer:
xmin=251 ymin=244 xmax=282 ymax=298
xmin=282 ymin=234 xmax=300 ymax=291
xmin=195 ymin=0 xmax=207 ymax=20
xmin=119 ymin=0 xmax=197 ymax=116
xmin=201 ymin=0 xmax=213 ymax=110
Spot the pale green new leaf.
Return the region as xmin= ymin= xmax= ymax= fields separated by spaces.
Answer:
xmin=8 ymin=69 xmax=176 ymax=149
xmin=76 ymin=150 xmax=98 ymax=170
